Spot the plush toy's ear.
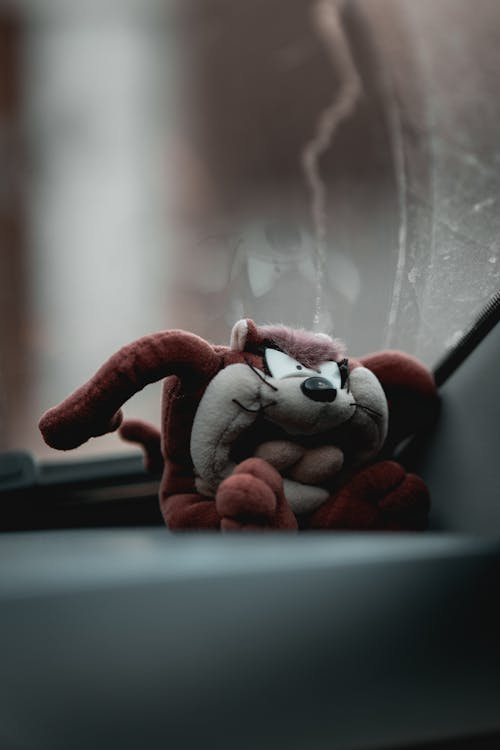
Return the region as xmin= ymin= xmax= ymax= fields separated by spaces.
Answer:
xmin=230 ymin=318 xmax=260 ymax=351
xmin=39 ymin=330 xmax=219 ymax=451
xmin=360 ymin=350 xmax=439 ymax=452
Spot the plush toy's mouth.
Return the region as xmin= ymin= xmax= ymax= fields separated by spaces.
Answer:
xmin=228 ymin=413 xmax=334 ymax=461
xmin=231 ymin=398 xmax=277 ymax=414
xmin=349 ymin=401 xmax=383 ymax=424
xmin=231 ymin=392 xmax=353 ymax=436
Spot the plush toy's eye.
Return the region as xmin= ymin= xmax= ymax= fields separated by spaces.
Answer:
xmin=338 ymin=358 xmax=349 ymax=389
xmin=317 ymin=360 xmax=344 ymax=390
xmin=264 ymin=348 xmax=317 ymax=379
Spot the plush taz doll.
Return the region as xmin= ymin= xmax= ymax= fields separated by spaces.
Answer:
xmin=39 ymin=319 xmax=437 ymax=531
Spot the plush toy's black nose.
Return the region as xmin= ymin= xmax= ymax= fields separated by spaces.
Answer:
xmin=300 ymin=376 xmax=337 ymax=403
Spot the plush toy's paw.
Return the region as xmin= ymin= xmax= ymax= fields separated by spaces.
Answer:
xmin=119 ymin=419 xmax=163 ymax=474
xmin=216 ymin=458 xmax=298 ymax=531
xmin=307 ymin=461 xmax=430 ymax=531
xmin=39 ymin=408 xmax=123 ymax=451
xmin=376 ymin=470 xmax=430 ymax=530
xmin=161 ymin=493 xmax=221 ymax=530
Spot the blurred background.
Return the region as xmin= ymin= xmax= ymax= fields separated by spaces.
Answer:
xmin=1 ymin=0 xmax=499 ymax=458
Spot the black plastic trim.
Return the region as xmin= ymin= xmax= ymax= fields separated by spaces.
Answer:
xmin=0 ymin=452 xmax=162 ymax=532
xmin=433 ymin=289 xmax=500 ymax=386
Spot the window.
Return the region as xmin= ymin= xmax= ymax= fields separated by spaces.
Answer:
xmin=1 ymin=0 xmax=499 ymax=459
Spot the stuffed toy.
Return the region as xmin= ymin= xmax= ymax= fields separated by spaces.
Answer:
xmin=39 ymin=319 xmax=437 ymax=531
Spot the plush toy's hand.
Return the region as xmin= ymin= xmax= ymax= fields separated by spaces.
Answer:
xmin=307 ymin=461 xmax=430 ymax=531
xmin=39 ymin=407 xmax=123 ymax=450
xmin=216 ymin=458 xmax=298 ymax=531
xmin=161 ymin=493 xmax=221 ymax=530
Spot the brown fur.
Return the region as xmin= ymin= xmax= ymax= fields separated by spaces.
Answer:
xmin=39 ymin=319 xmax=438 ymax=531
xmin=258 ymin=324 xmax=345 ymax=368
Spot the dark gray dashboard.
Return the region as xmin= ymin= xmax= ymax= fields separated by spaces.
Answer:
xmin=1 ymin=531 xmax=499 ymax=750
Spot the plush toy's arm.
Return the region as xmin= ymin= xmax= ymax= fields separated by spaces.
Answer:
xmin=39 ymin=331 xmax=219 ymax=450
xmin=359 ymin=350 xmax=438 ymax=452
xmin=307 ymin=460 xmax=430 ymax=531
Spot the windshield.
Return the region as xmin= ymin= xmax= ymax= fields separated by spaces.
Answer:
xmin=1 ymin=0 xmax=499 ymax=459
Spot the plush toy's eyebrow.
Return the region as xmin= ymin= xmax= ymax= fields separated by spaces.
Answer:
xmin=252 ymin=341 xmax=282 ymax=368
xmin=245 ymin=356 xmax=279 ymax=391
xmin=260 ymin=343 xmax=281 ymax=375
xmin=338 ymin=358 xmax=349 ymax=389
xmin=257 ymin=324 xmax=346 ymax=369
xmin=261 ymin=340 xmax=283 ymax=354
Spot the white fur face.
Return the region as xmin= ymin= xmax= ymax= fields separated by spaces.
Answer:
xmin=190 ymin=352 xmax=388 ymax=513
xmin=261 ymin=349 xmax=356 ymax=436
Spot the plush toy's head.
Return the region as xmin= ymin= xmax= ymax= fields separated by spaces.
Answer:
xmin=191 ymin=319 xmax=389 ymax=513
xmin=39 ymin=318 xmax=436 ymax=529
